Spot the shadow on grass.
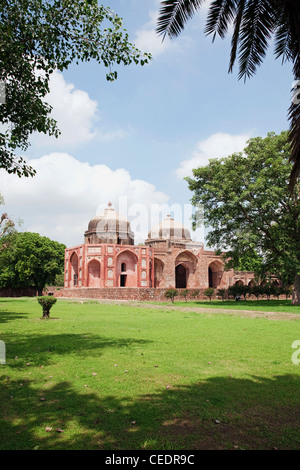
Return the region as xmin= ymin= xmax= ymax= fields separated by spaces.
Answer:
xmin=1 ymin=373 xmax=300 ymax=450
xmin=3 ymin=332 xmax=153 ymax=367
xmin=0 ymin=309 xmax=32 ymax=324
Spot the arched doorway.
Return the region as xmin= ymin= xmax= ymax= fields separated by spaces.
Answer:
xmin=208 ymin=260 xmax=224 ymax=288
xmin=175 ymin=251 xmax=197 ymax=289
xmin=87 ymin=259 xmax=101 ymax=287
xmin=176 ymin=264 xmax=187 ymax=288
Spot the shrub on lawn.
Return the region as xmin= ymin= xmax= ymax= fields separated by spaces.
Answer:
xmin=217 ymin=288 xmax=227 ymax=301
xmin=204 ymin=287 xmax=215 ymax=301
xmin=180 ymin=289 xmax=189 ymax=302
xmin=164 ymin=288 xmax=178 ymax=303
xmin=191 ymin=290 xmax=200 ymax=299
xmin=37 ymin=296 xmax=57 ymax=318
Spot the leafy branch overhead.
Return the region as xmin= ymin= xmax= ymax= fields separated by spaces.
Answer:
xmin=0 ymin=0 xmax=151 ymax=177
xmin=157 ymin=0 xmax=300 ymax=189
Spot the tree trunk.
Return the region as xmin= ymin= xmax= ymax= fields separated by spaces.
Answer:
xmin=292 ymin=274 xmax=300 ymax=305
xmin=42 ymin=306 xmax=50 ymax=318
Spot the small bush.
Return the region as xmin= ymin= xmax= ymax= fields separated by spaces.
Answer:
xmin=191 ymin=290 xmax=200 ymax=299
xmin=164 ymin=288 xmax=178 ymax=303
xmin=180 ymin=289 xmax=189 ymax=302
xmin=217 ymin=288 xmax=227 ymax=301
xmin=37 ymin=296 xmax=57 ymax=318
xmin=204 ymin=287 xmax=215 ymax=301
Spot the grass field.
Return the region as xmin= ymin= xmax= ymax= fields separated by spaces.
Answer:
xmin=0 ymin=297 xmax=300 ymax=450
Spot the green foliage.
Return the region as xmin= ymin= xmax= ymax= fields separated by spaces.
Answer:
xmin=186 ymin=131 xmax=300 ymax=303
xmin=37 ymin=295 xmax=57 ymax=318
xmin=54 ymin=272 xmax=65 ymax=287
xmin=190 ymin=289 xmax=200 ymax=298
xmin=225 ymin=283 xmax=293 ymax=301
xmin=216 ymin=288 xmax=227 ymax=301
xmin=204 ymin=287 xmax=214 ymax=301
xmin=0 ymin=0 xmax=151 ymax=177
xmin=179 ymin=288 xmax=189 ymax=302
xmin=164 ymin=288 xmax=178 ymax=303
xmin=0 ymin=232 xmax=65 ymax=294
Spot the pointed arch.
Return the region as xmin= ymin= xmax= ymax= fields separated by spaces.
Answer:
xmin=208 ymin=260 xmax=224 ymax=288
xmin=116 ymin=249 xmax=138 ymax=287
xmin=70 ymin=252 xmax=79 ymax=287
xmin=87 ymin=259 xmax=101 ymax=287
xmin=154 ymin=257 xmax=164 ymax=288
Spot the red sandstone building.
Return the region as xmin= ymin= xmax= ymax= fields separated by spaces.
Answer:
xmin=63 ymin=203 xmax=254 ymax=298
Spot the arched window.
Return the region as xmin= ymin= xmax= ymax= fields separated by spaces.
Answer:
xmin=121 ymin=262 xmax=126 ymax=272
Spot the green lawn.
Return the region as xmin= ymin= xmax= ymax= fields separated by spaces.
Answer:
xmin=0 ymin=297 xmax=300 ymax=450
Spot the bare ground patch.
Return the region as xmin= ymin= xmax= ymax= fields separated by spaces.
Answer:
xmin=57 ymin=297 xmax=300 ymax=321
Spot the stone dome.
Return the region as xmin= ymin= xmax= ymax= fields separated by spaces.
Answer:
xmin=147 ymin=215 xmax=191 ymax=241
xmin=85 ymin=202 xmax=134 ymax=245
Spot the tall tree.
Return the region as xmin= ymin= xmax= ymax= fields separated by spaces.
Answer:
xmin=157 ymin=0 xmax=300 ymax=190
xmin=0 ymin=232 xmax=65 ymax=295
xmin=185 ymin=131 xmax=300 ymax=304
xmin=0 ymin=0 xmax=151 ymax=177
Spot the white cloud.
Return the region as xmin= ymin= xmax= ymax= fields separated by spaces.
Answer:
xmin=32 ymin=70 xmax=99 ymax=148
xmin=176 ymin=132 xmax=252 ymax=178
xmin=32 ymin=70 xmax=130 ymax=149
xmin=0 ymin=153 xmax=169 ymax=247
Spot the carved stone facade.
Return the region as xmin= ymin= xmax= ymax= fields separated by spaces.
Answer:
xmin=63 ymin=203 xmax=255 ymax=293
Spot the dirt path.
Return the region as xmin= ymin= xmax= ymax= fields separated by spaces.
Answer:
xmin=58 ymin=297 xmax=300 ymax=321
xmin=129 ymin=301 xmax=300 ymax=321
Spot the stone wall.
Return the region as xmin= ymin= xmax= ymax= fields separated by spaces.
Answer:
xmin=54 ymin=287 xmax=210 ymax=301
xmin=0 ymin=287 xmax=37 ymax=297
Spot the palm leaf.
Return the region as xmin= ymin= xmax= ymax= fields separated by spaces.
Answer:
xmin=288 ymin=100 xmax=300 ymax=192
xmin=274 ymin=22 xmax=293 ymax=64
xmin=205 ymin=0 xmax=237 ymax=41
xmin=274 ymin=0 xmax=300 ymax=191
xmin=228 ymin=0 xmax=246 ymax=73
xmin=156 ymin=0 xmax=206 ymax=39
xmin=236 ymin=0 xmax=276 ymax=81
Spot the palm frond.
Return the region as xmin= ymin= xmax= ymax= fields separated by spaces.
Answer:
xmin=274 ymin=22 xmax=293 ymax=64
xmin=236 ymin=0 xmax=276 ymax=81
xmin=205 ymin=0 xmax=237 ymax=41
xmin=288 ymin=102 xmax=300 ymax=193
xmin=228 ymin=0 xmax=246 ymax=74
xmin=274 ymin=0 xmax=300 ymax=192
xmin=156 ymin=0 xmax=206 ymax=39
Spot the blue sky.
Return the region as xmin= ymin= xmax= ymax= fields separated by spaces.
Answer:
xmin=0 ymin=0 xmax=294 ymax=247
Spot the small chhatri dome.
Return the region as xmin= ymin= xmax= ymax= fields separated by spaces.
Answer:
xmin=85 ymin=202 xmax=134 ymax=245
xmin=147 ymin=214 xmax=191 ymax=241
